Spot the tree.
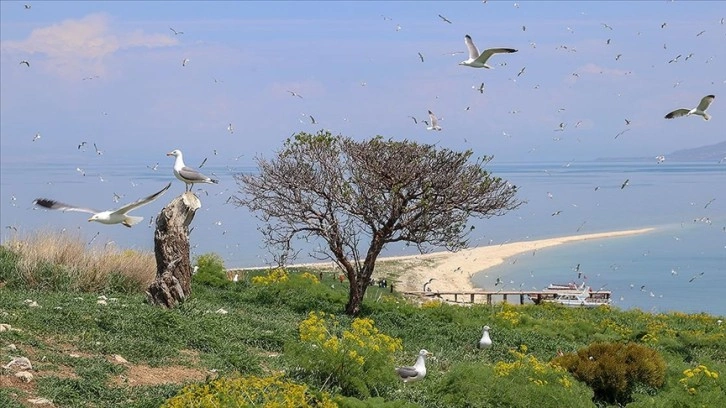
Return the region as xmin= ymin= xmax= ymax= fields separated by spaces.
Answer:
xmin=234 ymin=131 xmax=521 ymax=315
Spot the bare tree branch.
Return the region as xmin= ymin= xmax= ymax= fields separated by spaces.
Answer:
xmin=234 ymin=132 xmax=521 ymax=315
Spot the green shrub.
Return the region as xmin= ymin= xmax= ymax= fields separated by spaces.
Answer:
xmin=192 ymin=253 xmax=229 ymax=288
xmin=553 ymin=342 xmax=666 ymax=404
xmin=335 ymin=396 xmax=420 ymax=408
xmin=287 ymin=311 xmax=403 ymax=398
xmin=162 ymin=374 xmax=337 ymax=407
xmin=436 ymin=350 xmax=595 ymax=408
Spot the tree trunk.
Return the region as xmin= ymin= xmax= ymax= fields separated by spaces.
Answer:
xmin=146 ymin=192 xmax=201 ymax=308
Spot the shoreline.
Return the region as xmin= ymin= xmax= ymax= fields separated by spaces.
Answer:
xmin=380 ymin=227 xmax=655 ymax=297
xmin=239 ymin=227 xmax=656 ymax=301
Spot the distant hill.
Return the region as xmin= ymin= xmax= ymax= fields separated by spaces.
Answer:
xmin=596 ymin=141 xmax=726 ymax=162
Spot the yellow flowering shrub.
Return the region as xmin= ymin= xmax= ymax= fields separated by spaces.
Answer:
xmin=496 ymin=305 xmax=522 ymax=326
xmin=679 ymin=364 xmax=720 ymax=395
xmin=300 ymin=272 xmax=320 ymax=284
xmin=289 ymin=311 xmax=403 ymax=397
xmin=252 ymin=267 xmax=289 ymax=285
xmin=494 ymin=348 xmax=570 ymax=388
xmin=162 ymin=374 xmax=337 ymax=408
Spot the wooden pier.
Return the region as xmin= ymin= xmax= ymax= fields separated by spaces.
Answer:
xmin=400 ymin=290 xmax=611 ymax=305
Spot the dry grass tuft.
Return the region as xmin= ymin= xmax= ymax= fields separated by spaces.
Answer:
xmin=3 ymin=229 xmax=156 ymax=293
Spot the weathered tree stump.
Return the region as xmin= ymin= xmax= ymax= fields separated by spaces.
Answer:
xmin=146 ymin=192 xmax=201 ymax=308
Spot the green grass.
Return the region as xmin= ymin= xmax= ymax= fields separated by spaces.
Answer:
xmin=1 ymin=243 xmax=725 ymax=407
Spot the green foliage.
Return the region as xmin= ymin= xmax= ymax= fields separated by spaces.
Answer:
xmin=553 ymin=342 xmax=667 ymax=404
xmin=163 ymin=374 xmax=337 ymax=408
xmin=287 ymin=311 xmax=403 ymax=398
xmin=0 ymin=245 xmax=20 ymax=282
xmin=436 ymin=352 xmax=596 ymax=408
xmin=335 ymin=396 xmax=420 ymax=408
xmin=192 ymin=253 xmax=229 ymax=288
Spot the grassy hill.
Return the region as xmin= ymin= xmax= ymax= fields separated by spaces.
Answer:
xmin=1 ymin=232 xmax=724 ymax=407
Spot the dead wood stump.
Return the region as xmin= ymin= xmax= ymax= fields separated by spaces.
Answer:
xmin=146 ymin=192 xmax=201 ymax=308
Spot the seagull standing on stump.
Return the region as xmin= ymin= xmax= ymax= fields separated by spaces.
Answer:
xmin=167 ymin=149 xmax=219 ymax=192
xmin=395 ymin=349 xmax=433 ymax=383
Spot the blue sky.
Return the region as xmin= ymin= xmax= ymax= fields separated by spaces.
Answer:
xmin=1 ymin=1 xmax=724 ymax=166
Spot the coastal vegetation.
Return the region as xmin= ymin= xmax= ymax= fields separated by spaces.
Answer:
xmin=234 ymin=131 xmax=521 ymax=316
xmin=1 ymin=236 xmax=725 ymax=407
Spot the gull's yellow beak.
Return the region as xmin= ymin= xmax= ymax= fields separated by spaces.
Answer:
xmin=166 ymin=151 xmax=174 ymax=156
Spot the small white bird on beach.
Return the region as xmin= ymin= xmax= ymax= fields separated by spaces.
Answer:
xmin=167 ymin=149 xmax=219 ymax=191
xmin=665 ymin=95 xmax=715 ymax=121
xmin=478 ymin=325 xmax=493 ymax=349
xmin=460 ymin=35 xmax=518 ymax=69
xmin=34 ymin=182 xmax=171 ymax=228
xmin=395 ymin=349 xmax=433 ymax=383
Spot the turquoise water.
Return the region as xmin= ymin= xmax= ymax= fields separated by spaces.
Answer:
xmin=1 ymin=159 xmax=724 ymax=315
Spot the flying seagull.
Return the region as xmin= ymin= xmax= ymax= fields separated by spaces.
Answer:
xmin=621 ymin=179 xmax=630 ymax=189
xmin=426 ymin=110 xmax=442 ymax=131
xmin=438 ymin=14 xmax=452 ymax=24
xmin=664 ymin=95 xmax=715 ymax=121
xmin=474 ymin=82 xmax=485 ymax=94
xmin=169 ymin=27 xmax=184 ymax=35
xmin=418 ymin=52 xmax=424 ymax=62
xmin=20 ymin=60 xmax=30 ymax=67
xmin=167 ymin=149 xmax=219 ymax=191
xmin=460 ymin=35 xmax=518 ymax=68
xmin=395 ymin=349 xmax=433 ymax=383
xmin=34 ymin=182 xmax=171 ymax=227
xmin=478 ymin=325 xmax=493 ymax=349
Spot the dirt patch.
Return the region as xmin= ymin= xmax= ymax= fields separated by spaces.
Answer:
xmin=111 ymin=364 xmax=209 ymax=387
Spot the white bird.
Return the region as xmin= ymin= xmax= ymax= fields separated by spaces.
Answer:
xmin=478 ymin=325 xmax=493 ymax=349
xmin=167 ymin=149 xmax=219 ymax=191
xmin=664 ymin=95 xmax=715 ymax=121
xmin=426 ymin=110 xmax=442 ymax=131
xmin=395 ymin=349 xmax=433 ymax=383
xmin=460 ymin=35 xmax=518 ymax=68
xmin=423 ymin=278 xmax=435 ymax=292
xmin=34 ymin=182 xmax=171 ymax=228
xmin=233 ymin=273 xmax=239 ymax=282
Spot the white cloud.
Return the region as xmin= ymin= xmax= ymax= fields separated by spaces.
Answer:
xmin=1 ymin=13 xmax=177 ymax=78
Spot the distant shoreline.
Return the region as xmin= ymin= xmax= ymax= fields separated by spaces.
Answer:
xmin=381 ymin=228 xmax=655 ymax=297
xmin=243 ymin=227 xmax=656 ymax=297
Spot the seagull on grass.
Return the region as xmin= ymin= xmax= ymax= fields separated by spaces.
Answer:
xmin=664 ymin=95 xmax=715 ymax=121
xmin=34 ymin=182 xmax=171 ymax=228
xmin=395 ymin=349 xmax=433 ymax=383
xmin=426 ymin=110 xmax=442 ymax=131
xmin=478 ymin=325 xmax=493 ymax=349
xmin=460 ymin=35 xmax=517 ymax=68
xmin=167 ymin=149 xmax=219 ymax=191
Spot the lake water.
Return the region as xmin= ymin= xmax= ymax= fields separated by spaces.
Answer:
xmin=1 ymin=159 xmax=724 ymax=316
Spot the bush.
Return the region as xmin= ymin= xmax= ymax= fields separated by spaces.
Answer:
xmin=553 ymin=342 xmax=666 ymax=404
xmin=192 ymin=253 xmax=229 ymax=288
xmin=162 ymin=374 xmax=337 ymax=407
xmin=436 ymin=349 xmax=595 ymax=407
xmin=287 ymin=311 xmax=403 ymax=398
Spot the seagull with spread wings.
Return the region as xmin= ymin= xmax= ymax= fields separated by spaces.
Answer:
xmin=426 ymin=110 xmax=442 ymax=131
xmin=34 ymin=182 xmax=171 ymax=227
xmin=665 ymin=95 xmax=715 ymax=121
xmin=460 ymin=35 xmax=518 ymax=68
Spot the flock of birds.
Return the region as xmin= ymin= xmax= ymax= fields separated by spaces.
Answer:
xmin=395 ymin=325 xmax=492 ymax=383
xmin=33 ymin=150 xmax=218 ymax=226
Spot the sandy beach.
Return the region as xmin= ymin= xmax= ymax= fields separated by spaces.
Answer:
xmin=375 ymin=227 xmax=655 ymax=296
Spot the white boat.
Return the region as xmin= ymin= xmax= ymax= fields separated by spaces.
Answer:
xmin=529 ymin=282 xmax=612 ymax=307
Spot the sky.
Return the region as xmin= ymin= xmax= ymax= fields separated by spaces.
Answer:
xmin=1 ymin=0 xmax=725 ymax=167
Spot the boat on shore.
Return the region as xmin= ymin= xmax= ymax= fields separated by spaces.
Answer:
xmin=529 ymin=282 xmax=611 ymax=307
